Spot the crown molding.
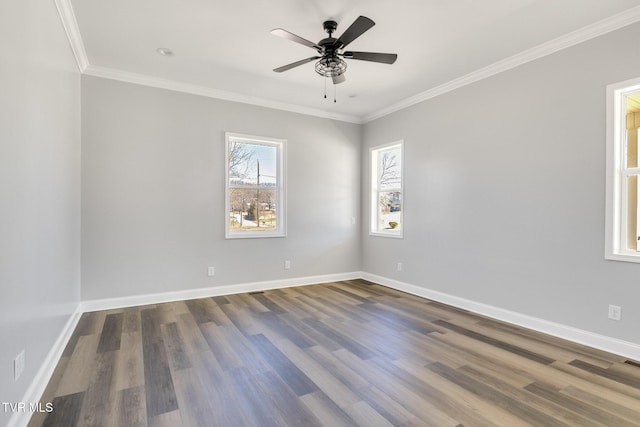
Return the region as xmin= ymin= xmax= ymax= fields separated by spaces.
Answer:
xmin=53 ymin=0 xmax=360 ymax=123
xmin=54 ymin=0 xmax=89 ymax=72
xmin=53 ymin=0 xmax=358 ymax=122
xmin=362 ymin=5 xmax=640 ymax=123
xmin=83 ymin=65 xmax=362 ymax=124
xmin=54 ymin=0 xmax=640 ymax=124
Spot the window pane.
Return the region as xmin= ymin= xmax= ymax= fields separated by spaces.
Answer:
xmin=627 ymin=175 xmax=639 ymax=251
xmin=228 ymin=142 xmax=278 ymax=187
xmin=226 ymin=135 xmax=284 ymax=238
xmin=378 ymin=191 xmax=402 ymax=231
xmin=379 ymin=147 xmax=402 ymax=190
xmin=371 ymin=142 xmax=403 ymax=237
xmin=228 ymin=188 xmax=278 ymax=232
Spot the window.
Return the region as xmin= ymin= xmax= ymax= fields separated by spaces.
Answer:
xmin=370 ymin=141 xmax=403 ymax=238
xmin=225 ymin=133 xmax=286 ymax=239
xmin=606 ymin=78 xmax=640 ymax=262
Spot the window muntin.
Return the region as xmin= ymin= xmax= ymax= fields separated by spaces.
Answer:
xmin=370 ymin=142 xmax=403 ymax=238
xmin=606 ymin=79 xmax=640 ymax=262
xmin=225 ymin=133 xmax=285 ymax=239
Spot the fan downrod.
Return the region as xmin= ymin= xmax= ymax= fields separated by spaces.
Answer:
xmin=323 ymin=20 xmax=338 ymax=37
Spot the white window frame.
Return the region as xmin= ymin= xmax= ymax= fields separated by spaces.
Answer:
xmin=225 ymin=132 xmax=286 ymax=239
xmin=605 ymin=78 xmax=640 ymax=262
xmin=370 ymin=141 xmax=404 ymax=238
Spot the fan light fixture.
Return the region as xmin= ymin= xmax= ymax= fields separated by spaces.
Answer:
xmin=315 ymin=56 xmax=347 ymax=77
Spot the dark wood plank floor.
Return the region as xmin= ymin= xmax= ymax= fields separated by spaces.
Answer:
xmin=29 ymin=280 xmax=640 ymax=426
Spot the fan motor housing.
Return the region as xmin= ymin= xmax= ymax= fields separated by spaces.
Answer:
xmin=320 ymin=20 xmax=339 ymax=53
xmin=319 ymin=37 xmax=338 ymax=50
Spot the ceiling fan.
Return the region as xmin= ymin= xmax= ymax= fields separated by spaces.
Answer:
xmin=271 ymin=16 xmax=398 ymax=86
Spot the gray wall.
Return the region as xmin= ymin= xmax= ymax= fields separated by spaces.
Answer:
xmin=81 ymin=76 xmax=361 ymax=300
xmin=0 ymin=0 xmax=81 ymax=422
xmin=4 ymin=7 xmax=640 ymax=420
xmin=362 ymin=23 xmax=640 ymax=345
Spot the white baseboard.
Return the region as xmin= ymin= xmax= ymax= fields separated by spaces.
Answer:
xmin=10 ymin=272 xmax=358 ymax=427
xmin=13 ymin=270 xmax=639 ymax=427
xmin=81 ymin=271 xmax=362 ymax=312
xmin=8 ymin=303 xmax=83 ymax=427
xmin=362 ymin=272 xmax=640 ymax=361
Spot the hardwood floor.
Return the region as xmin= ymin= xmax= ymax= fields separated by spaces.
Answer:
xmin=29 ymin=280 xmax=640 ymax=426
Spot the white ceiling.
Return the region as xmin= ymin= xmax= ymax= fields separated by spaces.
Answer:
xmin=63 ymin=0 xmax=640 ymax=122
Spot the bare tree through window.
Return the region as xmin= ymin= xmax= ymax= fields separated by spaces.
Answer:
xmin=371 ymin=142 xmax=403 ymax=236
xmin=380 ymin=152 xmax=400 ymax=187
xmin=225 ymin=134 xmax=286 ymax=238
xmin=228 ymin=141 xmax=255 ymax=180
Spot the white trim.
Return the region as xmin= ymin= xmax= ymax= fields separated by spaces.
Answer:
xmin=54 ymin=1 xmax=640 ymax=124
xmin=7 ymin=303 xmax=83 ymax=427
xmin=605 ymin=79 xmax=624 ymax=261
xmin=369 ymin=231 xmax=404 ymax=239
xmin=605 ymin=77 xmax=640 ymax=263
xmin=53 ymin=0 xmax=89 ymax=72
xmin=83 ymin=65 xmax=362 ymax=124
xmin=361 ymin=272 xmax=640 ymax=361
xmin=13 ymin=271 xmax=640 ymax=427
xmin=224 ymin=132 xmax=287 ymax=239
xmin=370 ymin=141 xmax=404 ymax=238
xmin=81 ymin=272 xmax=361 ymax=312
xmin=363 ymin=5 xmax=640 ymax=123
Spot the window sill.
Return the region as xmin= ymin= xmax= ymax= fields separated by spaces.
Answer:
xmin=226 ymin=232 xmax=286 ymax=239
xmin=369 ymin=231 xmax=403 ymax=239
xmin=605 ymin=251 xmax=640 ymax=263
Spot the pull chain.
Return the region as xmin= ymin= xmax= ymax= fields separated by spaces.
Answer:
xmin=322 ymin=75 xmax=338 ymax=103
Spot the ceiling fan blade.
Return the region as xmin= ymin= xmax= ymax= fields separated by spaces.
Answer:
xmin=335 ymin=16 xmax=375 ymax=49
xmin=271 ymin=29 xmax=322 ymax=52
xmin=273 ymin=56 xmax=320 ymax=73
xmin=343 ymin=51 xmax=397 ymax=64
xmin=332 ymin=74 xmax=346 ymax=85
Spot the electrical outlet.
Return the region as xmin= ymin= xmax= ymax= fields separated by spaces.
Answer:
xmin=351 ymin=217 xmax=356 ymax=225
xmin=207 ymin=266 xmax=215 ymax=276
xmin=14 ymin=350 xmax=25 ymax=382
xmin=284 ymin=260 xmax=291 ymax=270
xmin=397 ymin=262 xmax=403 ymax=271
xmin=608 ymin=304 xmax=622 ymax=321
